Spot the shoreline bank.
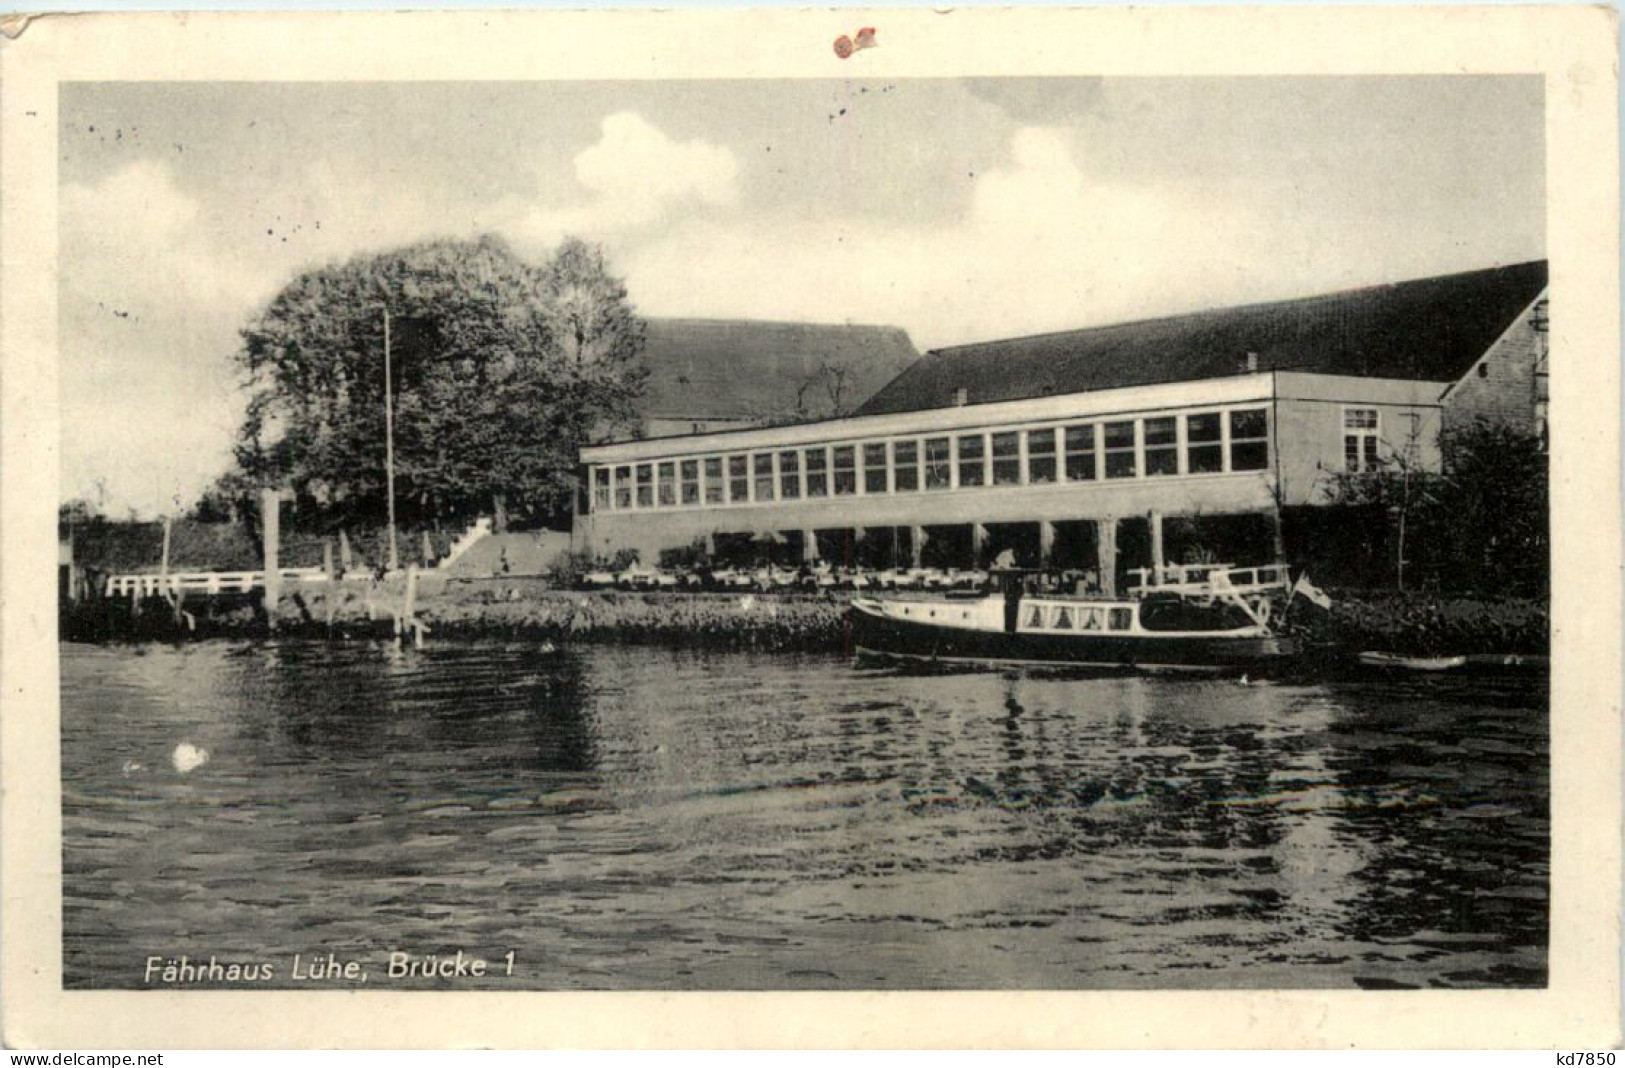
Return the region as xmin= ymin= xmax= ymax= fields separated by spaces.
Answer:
xmin=63 ymin=580 xmax=1549 ymax=663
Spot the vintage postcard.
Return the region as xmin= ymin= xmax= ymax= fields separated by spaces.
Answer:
xmin=1 ymin=6 xmax=1618 ymax=1050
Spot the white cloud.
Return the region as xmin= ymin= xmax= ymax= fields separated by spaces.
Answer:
xmin=59 ymin=161 xmax=258 ymax=516
xmin=619 ymin=125 xmax=1280 ymax=346
xmin=503 ymin=111 xmax=739 ymax=247
xmin=61 ymin=159 xmax=263 ymax=319
xmin=616 ymin=121 xmax=1501 ymax=349
xmin=575 ymin=111 xmax=738 ymax=214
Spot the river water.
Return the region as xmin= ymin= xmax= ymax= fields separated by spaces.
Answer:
xmin=60 ymin=640 xmax=1547 ymax=990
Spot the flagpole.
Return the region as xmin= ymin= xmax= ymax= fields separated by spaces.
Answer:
xmin=381 ymin=302 xmax=399 ymax=574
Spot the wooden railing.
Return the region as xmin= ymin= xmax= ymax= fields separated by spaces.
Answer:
xmin=105 ymin=567 xmax=328 ymax=598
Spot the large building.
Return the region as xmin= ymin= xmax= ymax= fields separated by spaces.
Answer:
xmin=579 ymin=262 xmax=1548 ymax=592
xmin=636 ymin=318 xmax=920 ymax=438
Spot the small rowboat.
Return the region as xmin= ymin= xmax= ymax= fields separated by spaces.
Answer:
xmin=1357 ymin=651 xmax=1469 ymax=672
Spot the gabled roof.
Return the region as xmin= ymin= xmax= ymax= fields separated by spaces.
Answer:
xmin=854 ymin=261 xmax=1549 ymax=417
xmin=641 ymin=318 xmax=919 ymax=424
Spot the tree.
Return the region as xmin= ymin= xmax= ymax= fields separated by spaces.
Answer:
xmin=1435 ymin=418 xmax=1548 ymax=596
xmin=1320 ymin=430 xmax=1440 ymax=591
xmin=1317 ymin=416 xmax=1547 ymax=595
xmin=756 ymin=358 xmax=866 ymax=427
xmin=58 ymin=497 xmax=103 ymax=529
xmin=229 ymin=235 xmax=646 ymax=532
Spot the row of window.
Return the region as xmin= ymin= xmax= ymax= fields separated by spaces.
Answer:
xmin=591 ymin=408 xmax=1271 ymax=512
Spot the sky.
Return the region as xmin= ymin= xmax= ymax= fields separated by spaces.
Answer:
xmin=59 ymin=76 xmax=1545 ymax=518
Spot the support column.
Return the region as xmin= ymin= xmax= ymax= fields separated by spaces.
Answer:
xmin=1039 ymin=520 xmax=1055 ymax=568
xmin=802 ymin=529 xmax=819 ymax=562
xmin=703 ymin=531 xmax=716 ymax=557
xmin=1149 ymin=509 xmax=1165 ymax=585
xmin=910 ymin=525 xmax=925 ymax=569
xmin=972 ymin=523 xmax=987 ymax=566
xmin=261 ymin=488 xmax=280 ymax=632
xmin=1097 ymin=517 xmax=1118 ymax=599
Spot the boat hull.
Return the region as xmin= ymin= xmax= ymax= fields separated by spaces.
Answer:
xmin=849 ymin=602 xmax=1292 ymax=670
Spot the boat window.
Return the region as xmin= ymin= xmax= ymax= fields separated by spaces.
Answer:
xmin=1080 ymin=608 xmax=1103 ymax=631
xmin=1104 ymin=421 xmax=1137 ymax=479
xmin=614 ymin=465 xmax=633 ymax=509
xmin=1186 ymin=412 xmax=1223 ymax=474
xmin=833 ymin=445 xmax=857 ymax=496
xmin=805 ymin=447 xmax=829 ymax=497
xmin=1108 ymin=608 xmax=1134 ymax=631
xmin=1232 ymin=408 xmax=1271 ymax=471
xmin=957 ymin=433 xmax=986 ymax=488
xmin=1026 ymin=428 xmax=1057 ymax=484
xmin=863 ymin=443 xmax=889 ymax=493
xmin=1025 ymin=605 xmax=1046 ymax=629
xmin=1138 ymin=597 xmax=1254 ymax=632
xmin=893 ymin=440 xmax=919 ymax=492
xmin=1144 ymin=417 xmax=1179 ymax=477
xmin=593 ymin=467 xmax=611 ymax=511
xmin=727 ymin=455 xmax=749 ymax=503
xmin=704 ymin=457 xmax=724 ymax=504
xmin=657 ymin=462 xmax=677 ymax=507
xmin=680 ymin=460 xmax=700 ymax=505
xmin=1053 ymin=607 xmax=1074 ymax=630
xmin=1064 ymin=424 xmax=1097 ymax=481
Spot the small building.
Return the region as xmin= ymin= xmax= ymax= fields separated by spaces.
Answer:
xmin=1439 ymin=291 xmax=1550 ymax=444
xmin=578 ymin=261 xmax=1548 ymax=591
xmin=636 ymin=318 xmax=920 ymax=437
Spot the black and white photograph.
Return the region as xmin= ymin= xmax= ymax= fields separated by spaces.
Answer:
xmin=3 ymin=7 xmax=1618 ymax=1050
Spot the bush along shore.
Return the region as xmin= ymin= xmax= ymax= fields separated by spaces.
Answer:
xmin=1288 ymin=590 xmax=1549 ymax=658
xmin=65 ymin=580 xmax=852 ymax=654
xmin=418 ymin=586 xmax=849 ymax=653
xmin=64 ymin=578 xmax=1546 ymax=661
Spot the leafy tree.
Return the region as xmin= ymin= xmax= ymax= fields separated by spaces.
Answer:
xmin=1435 ymin=418 xmax=1548 ymax=596
xmin=230 ymin=235 xmax=646 ymax=532
xmin=59 ymin=498 xmax=104 ymax=528
xmin=1316 ymin=417 xmax=1547 ymax=595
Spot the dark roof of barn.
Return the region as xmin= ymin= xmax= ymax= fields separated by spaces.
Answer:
xmin=854 ymin=261 xmax=1549 ymax=417
xmin=640 ymin=318 xmax=920 ymax=422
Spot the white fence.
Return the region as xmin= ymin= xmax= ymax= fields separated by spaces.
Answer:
xmin=105 ymin=567 xmax=328 ymax=598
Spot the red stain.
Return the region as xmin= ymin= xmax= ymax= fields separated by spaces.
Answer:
xmin=833 ymin=26 xmax=877 ymax=59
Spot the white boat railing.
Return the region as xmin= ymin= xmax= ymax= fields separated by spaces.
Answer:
xmin=1126 ymin=562 xmax=1291 ymax=598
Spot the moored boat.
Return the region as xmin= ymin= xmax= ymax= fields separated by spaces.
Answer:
xmin=1357 ymin=651 xmax=1469 ymax=672
xmin=849 ymin=563 xmax=1296 ymax=671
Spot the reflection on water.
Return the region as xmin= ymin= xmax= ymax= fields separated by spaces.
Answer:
xmin=61 ymin=641 xmax=1547 ymax=989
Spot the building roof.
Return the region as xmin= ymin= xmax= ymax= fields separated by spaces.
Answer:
xmin=855 ymin=261 xmax=1549 ymax=416
xmin=641 ymin=318 xmax=920 ymax=424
